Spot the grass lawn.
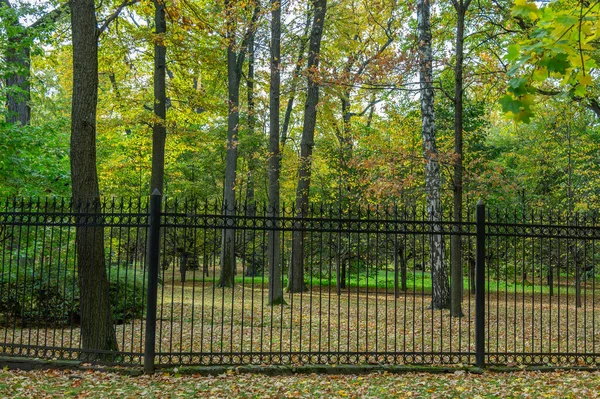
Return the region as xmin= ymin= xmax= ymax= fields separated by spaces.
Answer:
xmin=186 ymin=270 xmax=599 ymax=297
xmin=1 ymin=368 xmax=600 ymax=398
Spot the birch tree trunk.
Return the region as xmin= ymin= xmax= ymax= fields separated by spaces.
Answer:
xmin=288 ymin=0 xmax=327 ymax=293
xmin=417 ymin=0 xmax=450 ymax=310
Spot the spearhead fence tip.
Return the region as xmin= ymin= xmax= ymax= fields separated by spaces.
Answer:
xmin=477 ymin=199 xmax=485 ymax=206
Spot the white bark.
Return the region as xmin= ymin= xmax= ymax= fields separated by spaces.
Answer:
xmin=417 ymin=0 xmax=450 ymax=309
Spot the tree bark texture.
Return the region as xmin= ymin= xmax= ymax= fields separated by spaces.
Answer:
xmin=5 ymin=34 xmax=30 ymax=125
xmin=289 ymin=0 xmax=327 ymax=293
xmin=70 ymin=0 xmax=118 ymax=357
xmin=150 ymin=0 xmax=167 ymax=194
xmin=2 ymin=0 xmax=70 ymax=124
xmin=2 ymin=3 xmax=30 ymax=125
xmin=219 ymin=1 xmax=259 ymax=287
xmin=268 ymin=0 xmax=284 ymax=305
xmin=450 ymin=0 xmax=470 ymax=318
xmin=417 ymin=0 xmax=450 ymax=309
xmin=243 ymin=22 xmax=259 ymax=278
xmin=220 ymin=26 xmax=240 ymax=288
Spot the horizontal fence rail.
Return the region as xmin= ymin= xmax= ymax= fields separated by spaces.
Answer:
xmin=1 ymin=196 xmax=600 ymax=370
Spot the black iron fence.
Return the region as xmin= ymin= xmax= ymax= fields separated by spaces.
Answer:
xmin=1 ymin=194 xmax=600 ymax=371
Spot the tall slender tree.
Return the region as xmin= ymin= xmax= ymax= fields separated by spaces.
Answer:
xmin=150 ymin=0 xmax=167 ymax=194
xmin=280 ymin=4 xmax=312 ymax=147
xmin=243 ymin=10 xmax=259 ymax=277
xmin=417 ymin=0 xmax=450 ymax=309
xmin=288 ymin=0 xmax=327 ymax=293
xmin=450 ymin=0 xmax=472 ymax=318
xmin=267 ymin=0 xmax=284 ymax=305
xmin=219 ymin=0 xmax=260 ymax=288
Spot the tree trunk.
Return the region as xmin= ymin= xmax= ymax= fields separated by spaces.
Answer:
xmin=219 ymin=0 xmax=259 ymax=287
xmin=417 ymin=0 xmax=450 ymax=310
xmin=219 ymin=37 xmax=239 ymax=287
xmin=244 ymin=23 xmax=259 ymax=278
xmin=5 ymin=35 xmax=30 ymax=125
xmin=2 ymin=1 xmax=70 ymax=124
xmin=70 ymin=0 xmax=118 ymax=358
xmin=280 ymin=5 xmax=312 ymax=147
xmin=394 ymin=235 xmax=407 ymax=296
xmin=450 ymin=0 xmax=470 ymax=318
xmin=336 ymin=241 xmax=345 ymax=293
xmin=150 ymin=0 xmax=167 ymax=194
xmin=288 ymin=0 xmax=327 ymax=293
xmin=267 ymin=0 xmax=284 ymax=305
xmin=2 ymin=4 xmax=30 ymax=125
xmin=548 ymin=264 xmax=554 ymax=296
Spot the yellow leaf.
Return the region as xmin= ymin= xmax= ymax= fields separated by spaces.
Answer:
xmin=578 ymin=74 xmax=593 ymax=86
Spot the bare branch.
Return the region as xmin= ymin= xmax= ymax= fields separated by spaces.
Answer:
xmin=28 ymin=1 xmax=71 ymax=30
xmin=97 ymin=0 xmax=139 ymax=36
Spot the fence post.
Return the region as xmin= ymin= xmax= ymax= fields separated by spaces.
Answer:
xmin=144 ymin=189 xmax=162 ymax=374
xmin=475 ymin=199 xmax=486 ymax=368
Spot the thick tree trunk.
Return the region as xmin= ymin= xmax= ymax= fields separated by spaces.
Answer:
xmin=150 ymin=0 xmax=167 ymax=194
xmin=288 ymin=0 xmax=327 ymax=293
xmin=2 ymin=1 xmax=69 ymax=124
xmin=267 ymin=0 xmax=284 ymax=305
xmin=450 ymin=1 xmax=470 ymax=318
xmin=2 ymin=4 xmax=30 ymax=125
xmin=417 ymin=0 xmax=450 ymax=310
xmin=5 ymin=36 xmax=30 ymax=125
xmin=70 ymin=0 xmax=118 ymax=357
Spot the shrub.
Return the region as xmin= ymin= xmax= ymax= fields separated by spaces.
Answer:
xmin=0 ymin=264 xmax=144 ymax=326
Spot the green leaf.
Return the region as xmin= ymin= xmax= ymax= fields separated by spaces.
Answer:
xmin=532 ymin=68 xmax=548 ymax=82
xmin=507 ymin=77 xmax=531 ymax=96
xmin=555 ymin=14 xmax=578 ymax=27
xmin=512 ymin=0 xmax=541 ymax=20
xmin=499 ymin=94 xmax=522 ymax=115
xmin=574 ymin=84 xmax=587 ymax=97
xmin=507 ymin=44 xmax=521 ymax=61
xmin=539 ymin=53 xmax=570 ymax=74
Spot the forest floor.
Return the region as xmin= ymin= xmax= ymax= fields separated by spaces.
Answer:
xmin=1 ymin=368 xmax=600 ymax=398
xmin=2 ymin=280 xmax=600 ymax=367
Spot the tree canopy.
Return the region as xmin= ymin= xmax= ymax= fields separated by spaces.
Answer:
xmin=1 ymin=0 xmax=598 ymax=211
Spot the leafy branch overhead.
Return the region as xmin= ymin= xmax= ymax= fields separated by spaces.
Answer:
xmin=502 ymin=0 xmax=600 ymax=122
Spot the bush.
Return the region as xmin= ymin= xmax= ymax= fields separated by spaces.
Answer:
xmin=0 ymin=265 xmax=144 ymax=326
xmin=106 ymin=266 xmax=145 ymax=324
